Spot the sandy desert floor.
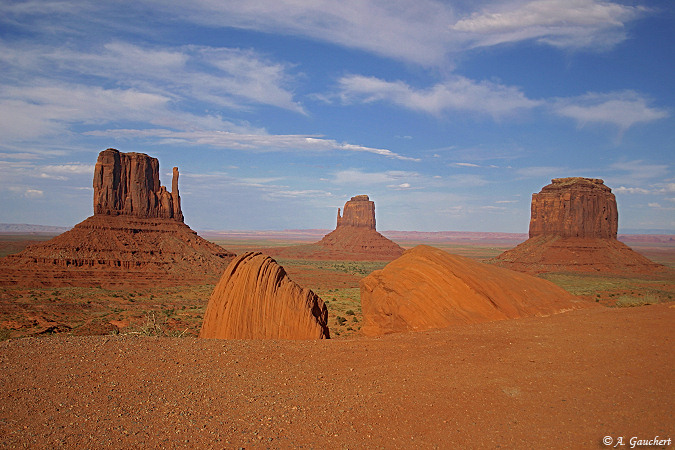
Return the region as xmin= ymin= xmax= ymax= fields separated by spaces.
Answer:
xmin=1 ymin=303 xmax=673 ymax=449
xmin=1 ymin=234 xmax=674 ymax=448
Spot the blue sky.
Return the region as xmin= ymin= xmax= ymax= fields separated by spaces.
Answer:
xmin=1 ymin=0 xmax=673 ymax=232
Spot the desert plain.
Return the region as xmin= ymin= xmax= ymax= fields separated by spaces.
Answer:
xmin=0 ymin=230 xmax=673 ymax=448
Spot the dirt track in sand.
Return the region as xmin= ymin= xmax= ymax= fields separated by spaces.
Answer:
xmin=1 ymin=304 xmax=673 ymax=449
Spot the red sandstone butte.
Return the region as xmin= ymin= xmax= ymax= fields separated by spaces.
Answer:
xmin=93 ymin=148 xmax=183 ymax=221
xmin=360 ymin=245 xmax=584 ymax=336
xmin=317 ymin=195 xmax=404 ymax=259
xmin=494 ymin=177 xmax=666 ymax=275
xmin=200 ymin=252 xmax=330 ymax=340
xmin=0 ymin=148 xmax=234 ymax=287
xmin=529 ymin=177 xmax=617 ymax=239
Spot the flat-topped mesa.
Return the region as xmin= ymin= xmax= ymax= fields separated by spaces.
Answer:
xmin=529 ymin=177 xmax=617 ymax=239
xmin=336 ymin=195 xmax=376 ymax=230
xmin=93 ymin=148 xmax=183 ymax=221
xmin=492 ymin=176 xmax=668 ymax=276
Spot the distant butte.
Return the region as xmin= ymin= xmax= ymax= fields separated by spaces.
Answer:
xmin=261 ymin=195 xmax=404 ymax=261
xmin=493 ymin=177 xmax=667 ymax=275
xmin=316 ymin=195 xmax=404 ymax=259
xmin=0 ymin=148 xmax=234 ymax=288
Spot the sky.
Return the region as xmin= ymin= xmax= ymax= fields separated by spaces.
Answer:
xmin=0 ymin=0 xmax=673 ymax=233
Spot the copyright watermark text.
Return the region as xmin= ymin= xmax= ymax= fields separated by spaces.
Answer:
xmin=603 ymin=436 xmax=672 ymax=448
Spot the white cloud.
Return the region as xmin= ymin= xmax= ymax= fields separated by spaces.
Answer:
xmin=142 ymin=0 xmax=458 ymax=66
xmin=265 ymin=189 xmax=335 ymax=200
xmin=614 ymin=186 xmax=651 ymax=195
xmin=648 ymin=202 xmax=661 ymax=208
xmin=332 ymin=169 xmax=419 ymax=186
xmin=454 ymin=162 xmax=481 ymax=168
xmin=128 ymin=0 xmax=646 ymax=66
xmin=7 ymin=186 xmax=44 ymax=198
xmin=0 ymin=83 xmax=170 ymax=141
xmin=41 ymin=163 xmax=96 ymax=175
xmin=516 ymin=166 xmax=567 ymax=178
xmin=452 ymin=0 xmax=646 ymax=50
xmin=552 ymin=91 xmax=668 ymax=131
xmin=447 ymin=174 xmax=491 ymax=187
xmin=0 ymin=41 xmax=306 ymax=143
xmin=338 ymin=74 xmax=540 ymax=118
xmin=388 ymin=182 xmax=417 ymax=190
xmin=657 ymin=183 xmax=675 ymax=194
xmin=25 ymin=188 xmax=44 ymax=198
xmin=610 ymin=160 xmax=669 ymax=180
xmin=84 ymin=128 xmax=418 ymax=161
xmin=0 ymin=0 xmax=651 ymax=72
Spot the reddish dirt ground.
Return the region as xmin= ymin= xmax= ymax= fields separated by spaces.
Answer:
xmin=0 ymin=304 xmax=673 ymax=448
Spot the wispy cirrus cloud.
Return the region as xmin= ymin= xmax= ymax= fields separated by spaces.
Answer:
xmin=609 ymin=160 xmax=669 ymax=180
xmin=0 ymin=40 xmax=305 ymax=117
xmin=614 ymin=186 xmax=651 ymax=195
xmin=140 ymin=0 xmax=459 ymax=67
xmin=85 ymin=128 xmax=418 ymax=161
xmin=337 ymin=75 xmax=668 ymax=133
xmin=452 ymin=0 xmax=647 ymax=50
xmin=552 ymin=91 xmax=668 ymax=131
xmin=337 ymin=74 xmax=540 ymax=119
xmin=142 ymin=0 xmax=646 ymax=65
xmin=3 ymin=1 xmax=646 ymax=71
xmin=0 ymin=83 xmax=171 ymax=141
xmin=331 ymin=169 xmax=421 ymax=186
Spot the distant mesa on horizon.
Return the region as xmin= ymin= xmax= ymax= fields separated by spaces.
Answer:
xmin=494 ymin=177 xmax=669 ymax=276
xmin=0 ymin=148 xmax=234 ymax=288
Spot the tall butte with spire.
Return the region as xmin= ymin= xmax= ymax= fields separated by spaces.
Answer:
xmin=316 ymin=195 xmax=404 ymax=260
xmin=493 ymin=177 xmax=666 ymax=275
xmin=0 ymin=148 xmax=234 ymax=288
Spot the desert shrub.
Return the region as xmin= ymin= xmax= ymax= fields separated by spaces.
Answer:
xmin=128 ymin=313 xmax=188 ymax=337
xmin=336 ymin=316 xmax=347 ymax=325
xmin=345 ymin=310 xmax=355 ymax=316
xmin=615 ymin=295 xmax=658 ymax=308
